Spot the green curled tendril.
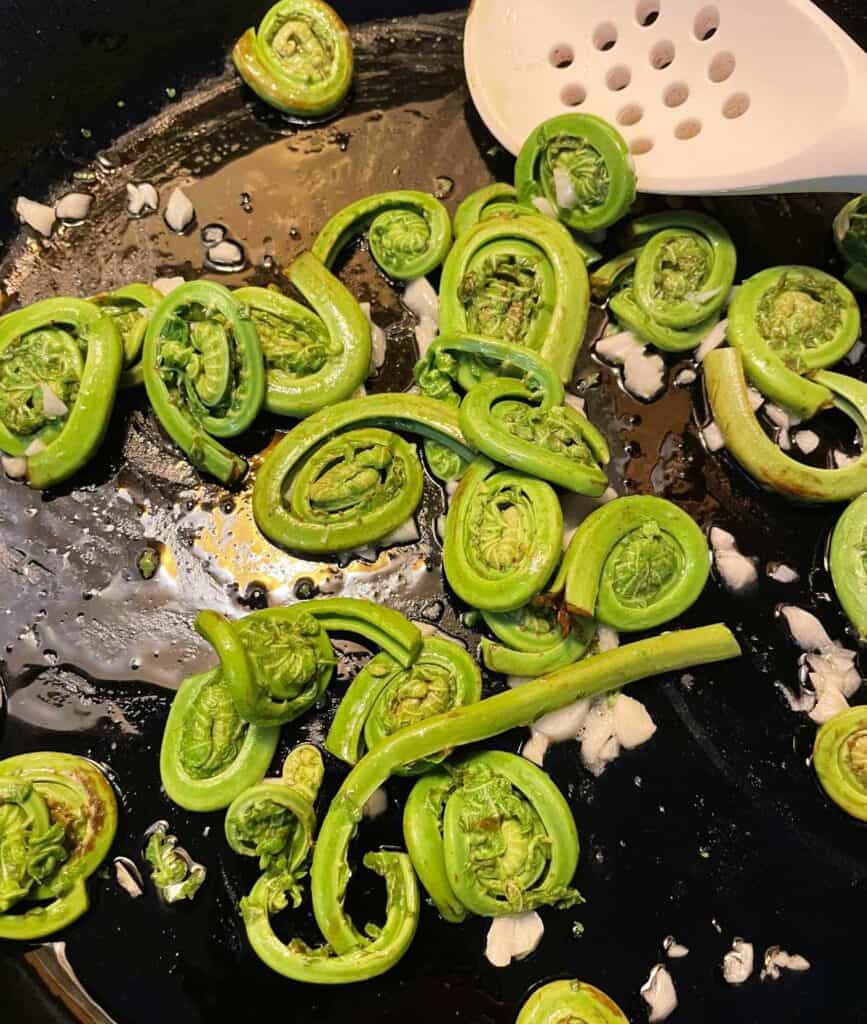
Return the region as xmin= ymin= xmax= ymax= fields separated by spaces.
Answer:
xmin=833 ymin=194 xmax=867 ymax=293
xmin=144 ymin=821 xmax=206 ymax=903
xmin=727 ymin=266 xmax=861 ymax=418
xmin=195 ymin=598 xmax=421 ymax=727
xmin=0 ymin=298 xmax=123 ymax=488
xmin=415 ymin=334 xmax=609 ymax=495
xmin=91 ymin=283 xmax=161 ymax=390
xmin=252 ymin=392 xmax=474 ymax=553
xmin=549 ymin=495 xmax=710 ymax=631
xmin=403 ymin=750 xmax=580 ymax=922
xmin=160 ymin=669 xmax=280 ymax=812
xmin=481 ymin=606 xmax=593 ymax=677
xmin=327 ymin=636 xmax=482 ymax=775
xmin=514 ymin=114 xmax=636 ymax=233
xmin=443 ymin=456 xmax=562 ymax=613
xmin=439 ymin=212 xmax=590 ymax=383
xmin=304 ymin=624 xmax=740 ymax=984
xmin=0 ymin=752 xmax=118 ymax=940
xmin=312 ymin=190 xmax=452 ymax=280
xmin=704 ymin=347 xmax=867 ymax=502
xmin=143 ymin=280 xmax=265 ymax=485
xmin=515 ymin=979 xmax=629 ymax=1024
xmin=813 ymin=705 xmax=867 ymax=821
xmin=235 ymin=252 xmax=370 ymax=417
xmin=830 ymin=493 xmax=867 ymax=639
xmin=232 ymin=0 xmax=353 ymax=118
xmin=453 ymin=184 xmax=521 ymax=238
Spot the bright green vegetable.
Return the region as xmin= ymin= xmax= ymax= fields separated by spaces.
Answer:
xmin=144 ymin=821 xmax=206 ymax=903
xmin=307 ymin=624 xmax=740 ymax=983
xmin=403 ymin=750 xmax=580 ymax=922
xmin=590 ymin=247 xmax=641 ymax=301
xmin=727 ymin=266 xmax=860 ymax=418
xmin=415 ymin=335 xmax=609 ymax=495
xmin=312 ymin=191 xmax=452 ymax=280
xmin=326 ymin=636 xmax=482 ymax=775
xmin=515 ymin=979 xmax=629 ymax=1024
xmin=159 ymin=669 xmax=280 ymax=812
xmin=453 ymin=183 xmax=521 ymax=237
xmin=830 ymin=494 xmax=867 ymax=638
xmin=91 ymin=283 xmax=162 ymax=389
xmin=0 ymin=298 xmax=123 ymax=488
xmin=142 ymin=281 xmax=265 ymax=484
xmin=705 ymin=347 xmax=867 ymax=502
xmin=833 ymin=194 xmax=867 ymax=293
xmin=439 ymin=213 xmax=590 ymax=383
xmin=235 ymin=252 xmax=370 ymax=417
xmin=813 ymin=706 xmax=867 ymax=821
xmin=252 ymin=393 xmax=474 ymax=553
xmin=514 ymin=114 xmax=636 ymax=233
xmin=481 ymin=606 xmax=593 ymax=677
xmin=0 ymin=752 xmax=118 ymax=939
xmin=443 ymin=456 xmax=562 ymax=613
xmin=550 ymin=495 xmax=710 ymax=631
xmin=232 ymin=0 xmax=353 ymax=118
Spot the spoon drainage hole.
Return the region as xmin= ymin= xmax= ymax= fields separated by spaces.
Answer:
xmin=722 ymin=92 xmax=750 ymax=118
xmin=617 ymin=103 xmax=644 ymax=126
xmin=663 ymin=81 xmax=689 ymax=108
xmin=650 ymin=40 xmax=675 ymax=70
xmin=561 ymin=83 xmax=587 ymax=107
xmin=630 ymin=137 xmax=654 ymax=155
xmin=606 ymin=65 xmax=632 ymax=91
xmin=636 ymin=1 xmax=660 ymax=27
xmin=709 ymin=51 xmax=736 ymax=82
xmin=549 ymin=43 xmax=574 ymax=69
xmin=675 ymin=118 xmax=702 ymax=140
xmin=694 ymin=4 xmax=720 ymax=41
xmin=593 ymin=22 xmax=618 ymax=51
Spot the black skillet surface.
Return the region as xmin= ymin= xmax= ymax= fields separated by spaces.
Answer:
xmin=1 ymin=2 xmax=867 ymax=1022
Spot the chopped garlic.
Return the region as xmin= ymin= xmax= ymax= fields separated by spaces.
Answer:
xmin=164 ymin=188 xmax=195 ymax=233
xmin=16 ymin=196 xmax=56 ymax=237
xmin=596 ymin=331 xmax=665 ymax=401
xmin=484 ymin=911 xmax=544 ymax=968
xmin=641 ymin=965 xmax=678 ymax=1022
xmin=722 ymin=938 xmax=754 ymax=984
xmin=126 ymin=182 xmax=159 ymax=216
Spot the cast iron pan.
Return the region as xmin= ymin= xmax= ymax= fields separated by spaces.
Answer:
xmin=1 ymin=2 xmax=866 ymax=1022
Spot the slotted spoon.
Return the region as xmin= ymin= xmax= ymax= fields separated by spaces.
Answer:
xmin=464 ymin=0 xmax=867 ymax=194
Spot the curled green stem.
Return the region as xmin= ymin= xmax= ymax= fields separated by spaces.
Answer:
xmin=813 ymin=706 xmax=867 ymax=821
xmin=91 ymin=283 xmax=162 ymax=390
xmin=481 ymin=608 xmax=593 ymax=677
xmin=833 ymin=194 xmax=867 ymax=293
xmin=516 ymin=979 xmax=629 ymax=1023
xmin=830 ymin=493 xmax=867 ymax=638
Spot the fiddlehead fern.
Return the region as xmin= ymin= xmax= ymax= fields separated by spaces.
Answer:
xmin=704 ymin=347 xmax=867 ymax=502
xmin=549 ymin=495 xmax=709 ymax=632
xmin=91 ymin=283 xmax=162 ymax=389
xmin=515 ymin=979 xmax=629 ymax=1024
xmin=326 ymin=636 xmax=482 ymax=774
xmin=439 ymin=213 xmax=590 ymax=383
xmin=195 ymin=598 xmax=422 ymax=726
xmin=813 ymin=706 xmax=867 ymax=821
xmin=480 ymin=606 xmax=593 ymax=677
xmin=252 ymin=392 xmax=474 ymax=553
xmin=514 ymin=114 xmax=636 ymax=233
xmin=443 ymin=457 xmax=562 ymax=613
xmin=312 ymin=191 xmax=452 ymax=280
xmin=727 ymin=266 xmax=860 ymax=418
xmin=143 ymin=281 xmax=265 ymax=484
xmin=144 ymin=821 xmax=206 ymax=903
xmin=160 ymin=669 xmax=280 ymax=812
xmin=453 ymin=184 xmax=521 ymax=237
xmin=830 ymin=493 xmax=867 ymax=639
xmin=403 ymin=751 xmax=581 ymax=921
xmin=415 ymin=335 xmax=609 ymax=495
xmin=833 ymin=194 xmax=867 ymax=293
xmin=232 ymin=0 xmax=353 ymax=118
xmin=235 ymin=252 xmax=370 ymax=417
xmin=0 ymin=298 xmax=123 ymax=488
xmin=0 ymin=752 xmax=118 ymax=940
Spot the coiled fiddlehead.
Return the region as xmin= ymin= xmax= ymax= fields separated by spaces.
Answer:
xmin=439 ymin=213 xmax=590 ymax=383
xmin=443 ymin=457 xmax=563 ymax=613
xmin=813 ymin=706 xmax=867 ymax=821
xmin=830 ymin=493 xmax=867 ymax=639
xmin=326 ymin=636 xmax=482 ymax=775
xmin=235 ymin=252 xmax=370 ymax=417
xmin=160 ymin=669 xmax=280 ymax=812
xmin=515 ymin=979 xmax=629 ymax=1024
xmin=514 ymin=114 xmax=636 ymax=233
xmin=704 ymin=347 xmax=867 ymax=502
xmin=91 ymin=283 xmax=161 ymax=390
xmin=307 ymin=625 xmax=740 ymax=984
xmin=144 ymin=821 xmax=206 ymax=903
xmin=415 ymin=335 xmax=610 ymax=495
xmin=232 ymin=0 xmax=353 ymax=118
xmin=403 ymin=750 xmax=580 ymax=922
xmin=227 ymin=745 xmax=323 ymax=910
xmin=312 ymin=191 xmax=452 ymax=280
xmin=480 ymin=606 xmax=593 ymax=677
xmin=195 ymin=597 xmax=422 ymax=726
xmin=252 ymin=392 xmax=474 ymax=553
xmin=453 ymin=184 xmax=521 ymax=237
xmin=549 ymin=495 xmax=709 ymax=632
xmin=0 ymin=752 xmax=118 ymax=940
xmin=727 ymin=266 xmax=861 ymax=418
xmin=0 ymin=298 xmax=123 ymax=488
xmin=833 ymin=194 xmax=867 ymax=293
xmin=143 ymin=281 xmax=265 ymax=484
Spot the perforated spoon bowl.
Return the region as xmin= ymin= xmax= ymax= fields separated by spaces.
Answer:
xmin=464 ymin=0 xmax=867 ymax=194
